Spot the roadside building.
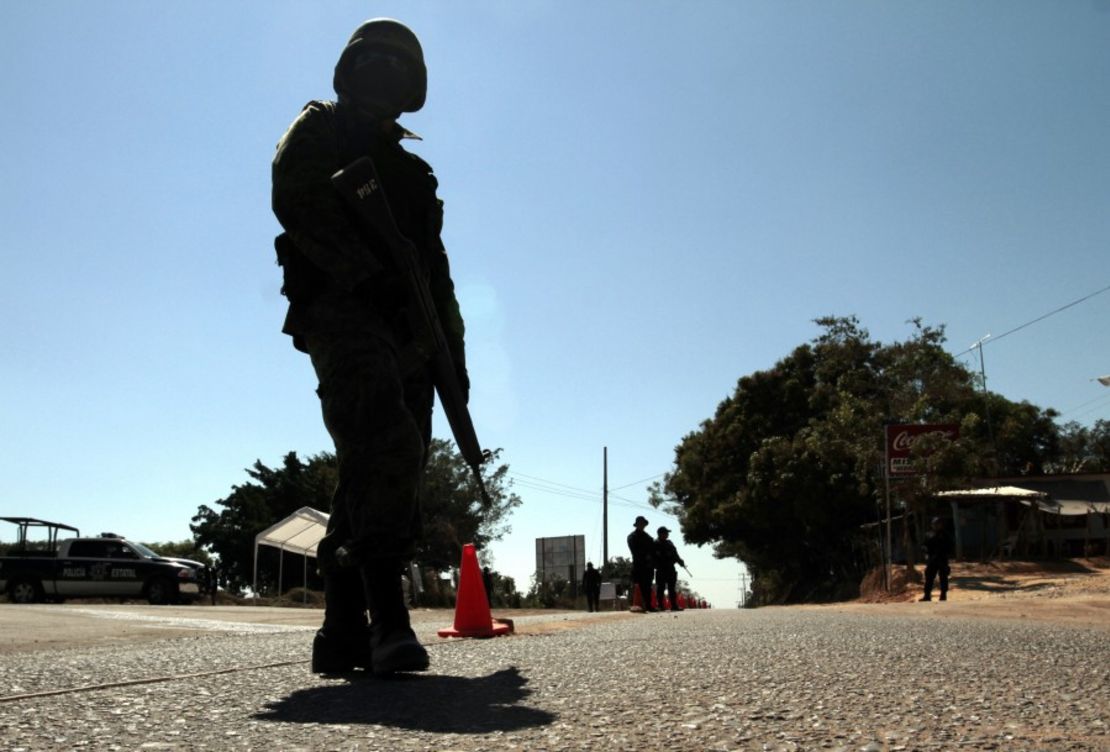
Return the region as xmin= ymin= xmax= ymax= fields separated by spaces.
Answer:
xmin=871 ymin=473 xmax=1110 ymax=563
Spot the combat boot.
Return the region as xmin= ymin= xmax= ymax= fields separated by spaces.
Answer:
xmin=361 ymin=559 xmax=429 ymax=674
xmin=311 ymin=568 xmax=372 ymax=674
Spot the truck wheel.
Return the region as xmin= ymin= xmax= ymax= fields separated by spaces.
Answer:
xmin=8 ymin=578 xmax=43 ymax=604
xmin=146 ymin=578 xmax=177 ymax=605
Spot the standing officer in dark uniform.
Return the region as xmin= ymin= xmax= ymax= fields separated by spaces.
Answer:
xmin=654 ymin=526 xmax=686 ymax=612
xmin=206 ymin=564 xmax=219 ymax=605
xmin=582 ymin=561 xmax=602 ymax=612
xmin=921 ymin=516 xmax=954 ymax=602
xmin=272 ymin=18 xmax=468 ymax=674
xmin=627 ymin=516 xmax=657 ymax=612
xmin=482 ymin=566 xmax=495 ymax=607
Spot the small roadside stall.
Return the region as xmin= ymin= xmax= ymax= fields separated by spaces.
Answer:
xmin=937 ymin=480 xmax=1110 ymax=559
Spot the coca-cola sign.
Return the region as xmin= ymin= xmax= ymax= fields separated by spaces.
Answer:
xmin=885 ymin=423 xmax=959 ymax=476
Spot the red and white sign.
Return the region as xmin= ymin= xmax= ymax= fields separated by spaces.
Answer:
xmin=885 ymin=423 xmax=959 ymax=476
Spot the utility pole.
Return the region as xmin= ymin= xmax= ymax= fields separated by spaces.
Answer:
xmin=972 ymin=334 xmax=996 ymax=454
xmin=602 ymin=446 xmax=608 ymax=568
xmin=883 ymin=427 xmax=893 ymax=592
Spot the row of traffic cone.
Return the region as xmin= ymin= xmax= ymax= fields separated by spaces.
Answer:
xmin=631 ymin=585 xmax=711 ymax=611
xmin=439 ymin=543 xmax=711 ymax=636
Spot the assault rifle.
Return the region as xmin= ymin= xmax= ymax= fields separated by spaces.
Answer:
xmin=331 ymin=156 xmax=492 ymax=504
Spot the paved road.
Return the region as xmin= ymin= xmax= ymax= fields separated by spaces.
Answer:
xmin=0 ymin=605 xmax=1107 ymax=751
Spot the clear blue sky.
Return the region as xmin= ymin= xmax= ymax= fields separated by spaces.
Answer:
xmin=3 ymin=2 xmax=1108 ymax=608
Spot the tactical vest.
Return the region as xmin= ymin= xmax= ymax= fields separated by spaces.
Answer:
xmin=275 ymin=100 xmax=442 ymax=305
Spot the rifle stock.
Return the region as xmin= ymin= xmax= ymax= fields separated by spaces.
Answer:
xmin=331 ymin=157 xmax=492 ymax=503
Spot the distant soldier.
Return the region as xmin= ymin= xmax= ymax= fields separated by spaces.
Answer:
xmin=654 ymin=526 xmax=686 ymax=612
xmin=207 ymin=564 xmax=219 ymax=605
xmin=482 ymin=566 xmax=494 ymax=607
xmin=273 ymin=18 xmax=468 ymax=675
xmin=921 ymin=516 xmax=954 ymax=601
xmin=627 ymin=516 xmax=657 ymax=612
xmin=582 ymin=562 xmax=602 ymax=612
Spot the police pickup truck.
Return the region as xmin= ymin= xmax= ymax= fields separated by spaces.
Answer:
xmin=0 ymin=517 xmax=203 ymax=605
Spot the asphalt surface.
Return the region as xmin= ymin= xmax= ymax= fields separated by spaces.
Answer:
xmin=0 ymin=605 xmax=1107 ymax=751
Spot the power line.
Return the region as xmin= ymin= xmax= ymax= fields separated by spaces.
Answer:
xmin=609 ymin=472 xmax=667 ymax=491
xmin=508 ymin=476 xmax=599 ymax=500
xmin=509 ymin=471 xmax=660 ymax=509
xmin=1067 ymin=400 xmax=1110 ymax=422
xmin=509 ymin=479 xmax=599 ymax=504
xmin=508 ymin=475 xmax=673 ymax=519
xmin=510 ymin=472 xmax=599 ymax=496
xmin=608 ymin=490 xmax=663 ymax=513
xmin=954 ymin=282 xmax=1110 ymax=359
xmin=1057 ymin=392 xmax=1110 ymax=419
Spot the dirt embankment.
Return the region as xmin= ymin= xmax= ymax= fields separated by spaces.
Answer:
xmin=823 ymin=557 xmax=1110 ymax=629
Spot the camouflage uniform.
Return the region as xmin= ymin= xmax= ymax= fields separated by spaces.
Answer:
xmin=272 ymin=100 xmax=466 ymax=569
xmin=921 ymin=520 xmax=954 ymax=601
xmin=627 ymin=517 xmax=657 ymax=611
xmin=654 ymin=529 xmax=685 ymax=611
xmin=274 ymin=17 xmax=465 ymax=676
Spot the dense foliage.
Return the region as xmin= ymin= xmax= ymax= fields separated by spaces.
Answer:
xmin=652 ymin=316 xmax=1084 ymax=605
xmin=1050 ymin=420 xmax=1110 ymax=473
xmin=190 ymin=441 xmax=520 ymax=594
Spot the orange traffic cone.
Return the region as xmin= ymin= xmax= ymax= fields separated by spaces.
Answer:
xmin=437 ymin=543 xmax=512 ymax=639
xmin=631 ymin=584 xmax=644 ymax=612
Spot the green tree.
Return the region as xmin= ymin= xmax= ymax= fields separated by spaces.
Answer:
xmin=191 ymin=452 xmax=335 ymax=593
xmin=523 ymin=575 xmax=577 ymax=609
xmin=190 ymin=443 xmax=520 ymax=594
xmin=654 ymin=316 xmax=1064 ymax=605
xmin=600 ymin=555 xmax=632 ymax=597
xmin=417 ymin=439 xmax=521 ymax=572
xmin=1049 ymin=420 xmax=1110 ymax=473
xmin=483 ymin=569 xmax=522 ymax=608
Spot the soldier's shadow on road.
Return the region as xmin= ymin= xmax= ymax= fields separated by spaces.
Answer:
xmin=254 ymin=666 xmax=554 ymax=733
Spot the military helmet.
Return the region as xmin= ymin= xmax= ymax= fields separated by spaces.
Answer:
xmin=334 ymin=18 xmax=427 ymax=116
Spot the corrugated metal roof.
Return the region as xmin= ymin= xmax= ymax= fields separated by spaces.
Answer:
xmin=936 ymin=485 xmax=1110 ymax=515
xmin=936 ymin=486 xmax=1047 ymax=499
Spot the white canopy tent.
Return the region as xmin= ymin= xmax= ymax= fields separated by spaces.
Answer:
xmin=252 ymin=506 xmax=329 ymax=598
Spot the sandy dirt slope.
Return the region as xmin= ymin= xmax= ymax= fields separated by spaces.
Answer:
xmin=812 ymin=556 xmax=1110 ymax=629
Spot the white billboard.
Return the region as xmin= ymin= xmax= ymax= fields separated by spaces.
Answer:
xmin=535 ymin=534 xmax=586 ymax=590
